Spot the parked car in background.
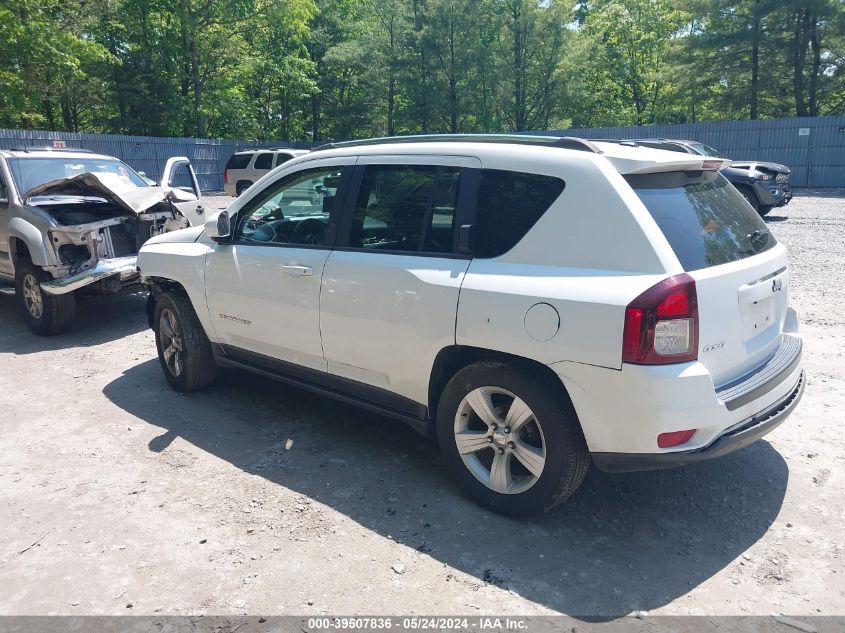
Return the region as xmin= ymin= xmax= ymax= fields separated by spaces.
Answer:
xmin=138 ymin=134 xmax=804 ymax=517
xmin=600 ymin=139 xmax=792 ymax=216
xmin=224 ymin=148 xmax=309 ymax=197
xmin=0 ymin=146 xmax=203 ymax=335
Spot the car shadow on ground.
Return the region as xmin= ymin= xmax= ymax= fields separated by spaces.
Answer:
xmin=0 ymin=288 xmax=148 ymax=354
xmin=103 ymin=359 xmax=788 ymax=618
xmin=764 ymin=215 xmax=788 ymax=223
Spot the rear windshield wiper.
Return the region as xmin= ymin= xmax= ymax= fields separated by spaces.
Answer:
xmin=747 ymin=229 xmax=770 ymax=252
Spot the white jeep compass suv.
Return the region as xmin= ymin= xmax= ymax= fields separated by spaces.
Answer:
xmin=138 ymin=135 xmax=804 ymax=516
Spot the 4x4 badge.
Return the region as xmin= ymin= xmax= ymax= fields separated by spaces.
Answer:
xmin=772 ymin=279 xmax=783 ymax=292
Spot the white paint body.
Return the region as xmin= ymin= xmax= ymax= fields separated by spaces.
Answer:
xmin=139 ymin=140 xmax=802 ymax=458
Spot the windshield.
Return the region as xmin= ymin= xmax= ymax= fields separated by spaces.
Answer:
xmin=627 ymin=171 xmax=776 ymax=271
xmin=8 ymin=157 xmax=147 ymax=196
xmin=686 ymin=142 xmax=722 ymax=158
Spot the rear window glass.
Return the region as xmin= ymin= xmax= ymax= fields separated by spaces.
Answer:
xmin=274 ymin=153 xmax=293 ymax=167
xmin=474 ymin=170 xmax=565 ymax=258
xmin=226 ymin=154 xmax=251 ymax=170
xmin=627 ymin=171 xmax=776 ymax=271
xmin=254 ymin=153 xmax=273 ymax=170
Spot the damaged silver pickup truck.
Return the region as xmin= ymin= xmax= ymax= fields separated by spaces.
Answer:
xmin=0 ymin=146 xmax=205 ymax=335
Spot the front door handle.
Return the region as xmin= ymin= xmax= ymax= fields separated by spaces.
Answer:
xmin=281 ymin=265 xmax=313 ymax=277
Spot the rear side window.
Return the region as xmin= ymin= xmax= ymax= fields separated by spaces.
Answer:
xmin=474 ymin=170 xmax=565 ymax=258
xmin=226 ymin=153 xmax=251 ymax=170
xmin=627 ymin=171 xmax=776 ymax=271
xmin=274 ymin=153 xmax=293 ymax=167
xmin=254 ymin=153 xmax=273 ymax=170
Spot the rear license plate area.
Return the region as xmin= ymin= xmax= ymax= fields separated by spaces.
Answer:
xmin=743 ymin=296 xmax=775 ymax=340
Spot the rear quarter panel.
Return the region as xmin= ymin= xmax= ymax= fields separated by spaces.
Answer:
xmin=457 ymin=148 xmax=675 ymax=370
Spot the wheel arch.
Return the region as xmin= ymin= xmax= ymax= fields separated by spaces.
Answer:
xmin=144 ymin=276 xmax=189 ymax=329
xmin=428 ymin=345 xmax=581 ymax=435
xmin=8 ymin=218 xmax=50 ymax=268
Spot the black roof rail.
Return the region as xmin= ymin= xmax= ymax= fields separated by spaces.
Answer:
xmin=7 ymin=146 xmax=95 ymax=154
xmin=234 ymin=146 xmax=307 ymax=152
xmin=589 ymin=138 xmax=642 ymax=147
xmin=311 ymin=134 xmax=604 ymax=154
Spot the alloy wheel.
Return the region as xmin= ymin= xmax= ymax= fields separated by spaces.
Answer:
xmin=159 ymin=307 xmax=185 ymax=377
xmin=22 ymin=274 xmax=43 ymax=319
xmin=453 ymin=386 xmax=547 ymax=495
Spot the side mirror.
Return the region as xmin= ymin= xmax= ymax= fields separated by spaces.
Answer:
xmin=205 ymin=210 xmax=231 ymax=244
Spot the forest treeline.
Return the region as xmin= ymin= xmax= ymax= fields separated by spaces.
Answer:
xmin=1 ymin=0 xmax=843 ymax=141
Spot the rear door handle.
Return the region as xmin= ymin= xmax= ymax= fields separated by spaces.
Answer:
xmin=281 ymin=265 xmax=313 ymax=277
xmin=196 ymin=205 xmax=204 ymax=214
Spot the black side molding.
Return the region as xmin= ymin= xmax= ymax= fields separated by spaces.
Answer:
xmin=215 ymin=344 xmax=433 ymax=438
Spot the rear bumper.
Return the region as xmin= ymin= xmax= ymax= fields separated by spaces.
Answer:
xmin=592 ymin=369 xmax=804 ymax=472
xmin=41 ymin=256 xmax=139 ymax=295
xmin=552 ymin=323 xmax=804 ymax=462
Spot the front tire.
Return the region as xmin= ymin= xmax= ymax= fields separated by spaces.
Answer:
xmin=15 ymin=261 xmax=76 ymax=335
xmin=154 ymin=291 xmax=217 ymax=392
xmin=436 ymin=362 xmax=589 ymax=517
xmin=739 ymin=186 xmax=761 ymax=213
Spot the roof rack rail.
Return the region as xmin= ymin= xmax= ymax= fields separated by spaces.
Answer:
xmin=589 ymin=138 xmax=642 ymax=147
xmin=8 ymin=146 xmax=95 ymax=154
xmin=311 ymin=134 xmax=603 ymax=154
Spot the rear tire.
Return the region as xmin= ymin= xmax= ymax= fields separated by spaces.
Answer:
xmin=15 ymin=261 xmax=76 ymax=335
xmin=236 ymin=181 xmax=253 ymax=196
xmin=153 ymin=291 xmax=217 ymax=392
xmin=436 ymin=361 xmax=589 ymax=517
xmin=758 ymin=205 xmax=773 ymax=217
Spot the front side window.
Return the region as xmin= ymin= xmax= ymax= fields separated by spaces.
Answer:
xmin=348 ymin=164 xmax=460 ymax=254
xmin=253 ymin=153 xmax=273 ymax=170
xmin=237 ymin=166 xmax=343 ymax=246
xmin=627 ymin=171 xmax=776 ymax=271
xmin=169 ymin=161 xmax=198 ymax=196
xmin=473 ymin=169 xmax=565 ymax=258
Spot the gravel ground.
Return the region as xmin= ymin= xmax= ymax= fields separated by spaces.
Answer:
xmin=0 ymin=192 xmax=843 ymax=617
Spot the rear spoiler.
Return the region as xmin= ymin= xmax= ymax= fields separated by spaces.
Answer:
xmin=594 ymin=143 xmax=732 ymax=175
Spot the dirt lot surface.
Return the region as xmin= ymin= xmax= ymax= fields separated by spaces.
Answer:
xmin=0 ymin=192 xmax=843 ymax=617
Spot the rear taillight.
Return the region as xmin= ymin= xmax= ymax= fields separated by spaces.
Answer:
xmin=224 ymin=169 xmax=229 ymax=185
xmin=622 ymin=274 xmax=698 ymax=365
